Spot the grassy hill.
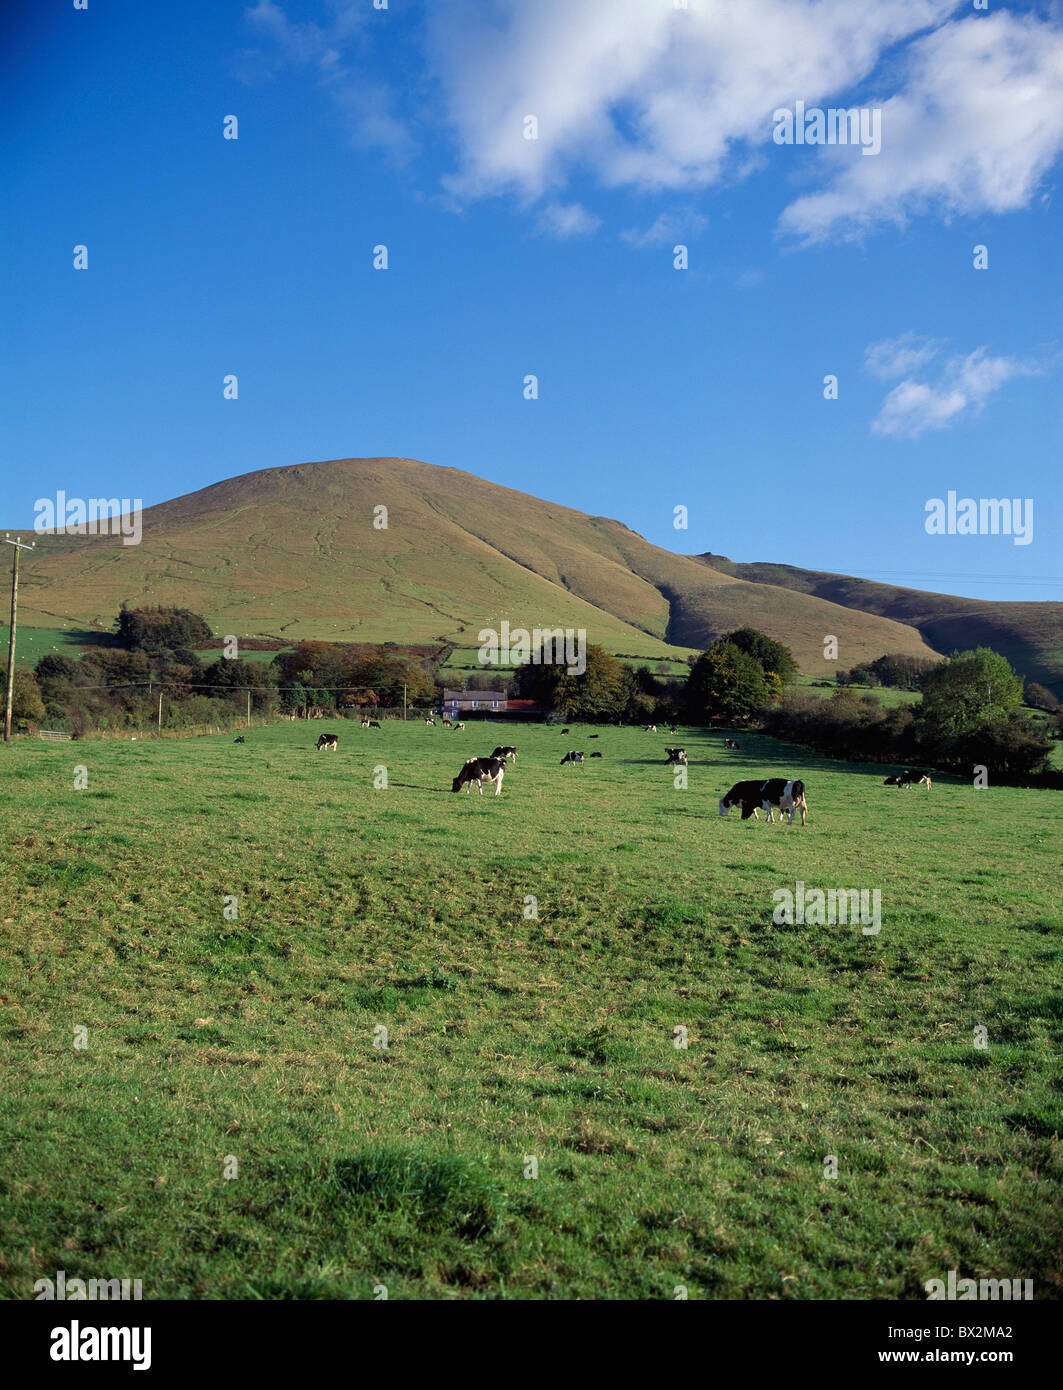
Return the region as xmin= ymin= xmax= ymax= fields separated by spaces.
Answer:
xmin=9 ymin=456 xmax=1059 ymax=682
xmin=7 ymin=457 xmax=944 ymax=674
xmin=697 ymin=554 xmax=1063 ymax=692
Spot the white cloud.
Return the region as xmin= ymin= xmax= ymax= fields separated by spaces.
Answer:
xmin=779 ymin=11 xmax=1063 ymax=243
xmin=248 ymin=2 xmax=1063 ymax=244
xmin=242 ymin=0 xmax=415 ymax=161
xmin=871 ymin=346 xmax=1038 ymax=438
xmin=864 ymin=333 xmax=944 ymax=381
xmin=427 ymin=0 xmax=962 ymax=204
xmin=537 ymin=201 xmax=602 ymax=239
xmin=620 ymin=211 xmax=707 ymax=249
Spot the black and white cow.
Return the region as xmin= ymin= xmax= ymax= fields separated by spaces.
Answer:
xmin=233 ymin=735 xmax=246 ymax=744
xmin=361 ymin=719 xmax=382 ymax=729
xmin=645 ymin=724 xmax=658 ymax=733
xmin=560 ymin=750 xmax=585 ymax=767
xmin=454 ymin=722 xmax=466 ymax=731
xmin=452 ymin=756 xmax=506 ymax=796
xmin=316 ymin=734 xmax=339 ymax=752
xmin=723 ymin=738 xmax=740 ymax=750
xmin=885 ymin=770 xmax=932 ymax=791
xmin=491 ymin=746 xmax=517 ymax=762
xmin=719 ymin=778 xmax=808 ymax=825
xmin=665 ymin=747 xmax=688 ymax=765
xmin=425 ymin=717 xmax=436 ymax=726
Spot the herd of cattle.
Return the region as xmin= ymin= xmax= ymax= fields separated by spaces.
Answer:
xmin=234 ymin=722 xmax=942 ymax=819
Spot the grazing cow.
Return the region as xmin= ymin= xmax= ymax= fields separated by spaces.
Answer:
xmin=669 ymin=725 xmax=678 ymax=734
xmin=490 ymin=746 xmax=517 ymax=762
xmin=425 ymin=717 xmax=436 ymax=726
xmin=441 ymin=717 xmax=453 ymax=728
xmin=665 ymin=748 xmax=688 ymax=765
xmin=886 ymin=770 xmax=932 ymax=791
xmin=589 ymin=751 xmax=603 ymax=758
xmin=560 ymin=728 xmax=570 ymax=735
xmin=723 ymin=738 xmax=740 ymax=750
xmin=454 ymin=722 xmax=466 ymax=731
xmin=645 ymin=724 xmax=658 ymax=733
xmin=719 ymin=778 xmax=808 ymax=826
xmin=316 ymin=734 xmax=339 ymax=752
xmin=233 ymin=736 xmax=245 ymax=744
xmin=452 ymin=756 xmax=506 ymax=796
xmin=368 ymin=720 xmax=381 ymax=728
xmin=560 ymin=750 xmax=585 ymax=766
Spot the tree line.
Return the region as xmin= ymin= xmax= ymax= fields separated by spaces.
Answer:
xmin=6 ymin=607 xmax=1060 ymax=782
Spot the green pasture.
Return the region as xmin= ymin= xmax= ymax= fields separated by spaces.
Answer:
xmin=2 ymin=625 xmax=108 ymax=668
xmin=1 ymin=720 xmax=1060 ymax=1299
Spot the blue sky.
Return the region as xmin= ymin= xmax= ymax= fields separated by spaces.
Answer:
xmin=2 ymin=0 xmax=1060 ymax=600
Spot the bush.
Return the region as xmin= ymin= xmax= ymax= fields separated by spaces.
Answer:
xmin=1025 ymin=682 xmax=1060 ymax=713
xmin=115 ymin=605 xmax=213 ymax=653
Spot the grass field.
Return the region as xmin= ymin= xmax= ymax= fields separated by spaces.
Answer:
xmin=438 ymin=646 xmax=696 ymax=684
xmin=795 ymin=677 xmax=922 ymax=709
xmin=3 ymin=625 xmax=112 ymax=669
xmin=2 ymin=720 xmax=1061 ymax=1300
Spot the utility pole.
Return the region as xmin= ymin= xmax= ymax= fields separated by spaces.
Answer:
xmin=247 ymin=689 xmax=251 ymax=728
xmin=157 ymin=692 xmax=163 ymax=738
xmin=3 ymin=534 xmax=35 ymax=744
xmin=403 ymin=682 xmax=407 ymax=721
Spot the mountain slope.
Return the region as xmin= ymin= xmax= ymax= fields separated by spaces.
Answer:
xmin=2 ymin=456 xmax=981 ymax=672
xmin=695 ymin=554 xmax=1063 ymax=690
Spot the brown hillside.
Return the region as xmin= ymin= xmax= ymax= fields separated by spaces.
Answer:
xmin=12 ymin=456 xmax=945 ymax=671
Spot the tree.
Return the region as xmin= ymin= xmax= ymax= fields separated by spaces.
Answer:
xmin=869 ymin=653 xmax=939 ymax=691
xmin=722 ymin=628 xmax=798 ymax=685
xmin=1025 ymin=682 xmax=1060 ymax=713
xmin=918 ymin=648 xmax=1024 ymax=740
xmin=201 ymin=658 xmax=276 ymax=713
xmin=115 ymin=605 xmax=212 ymax=653
xmin=684 ymin=641 xmax=768 ymax=723
xmin=926 ymin=716 xmax=1050 ymax=778
xmin=512 ymin=643 xmax=634 ymax=721
xmin=9 ymin=667 xmax=45 ymax=729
